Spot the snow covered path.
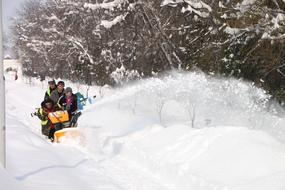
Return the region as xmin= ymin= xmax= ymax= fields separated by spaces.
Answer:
xmin=5 ymin=79 xmax=125 ymax=190
xmin=3 ymin=71 xmax=285 ymax=190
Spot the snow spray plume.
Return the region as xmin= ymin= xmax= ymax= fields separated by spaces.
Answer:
xmin=85 ymin=71 xmax=285 ymax=141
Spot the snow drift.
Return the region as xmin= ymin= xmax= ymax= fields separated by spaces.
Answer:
xmin=81 ymin=71 xmax=285 ymax=140
xmin=4 ymin=67 xmax=285 ymax=190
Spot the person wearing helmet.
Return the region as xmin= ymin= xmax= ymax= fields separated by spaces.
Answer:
xmin=50 ymin=81 xmax=65 ymax=107
xmin=44 ymin=80 xmax=57 ymax=100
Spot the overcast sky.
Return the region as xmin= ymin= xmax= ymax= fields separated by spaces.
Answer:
xmin=3 ymin=0 xmax=27 ymax=31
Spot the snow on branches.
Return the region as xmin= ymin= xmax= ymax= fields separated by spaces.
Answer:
xmin=11 ymin=0 xmax=285 ymax=93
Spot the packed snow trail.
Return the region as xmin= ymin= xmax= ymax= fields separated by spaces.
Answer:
xmin=3 ymin=67 xmax=285 ymax=190
xmin=5 ymin=77 xmax=126 ymax=190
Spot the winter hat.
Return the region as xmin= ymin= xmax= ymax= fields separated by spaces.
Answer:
xmin=48 ymin=79 xmax=56 ymax=85
xmin=57 ymin=81 xmax=65 ymax=86
xmin=65 ymin=87 xmax=73 ymax=94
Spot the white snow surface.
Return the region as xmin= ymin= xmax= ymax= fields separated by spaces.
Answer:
xmin=2 ymin=62 xmax=285 ymax=190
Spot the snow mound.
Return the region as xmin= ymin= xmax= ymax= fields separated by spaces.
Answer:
xmin=4 ymin=68 xmax=285 ymax=190
xmin=77 ymin=123 xmax=285 ymax=189
xmin=76 ymin=71 xmax=285 ymax=189
xmin=82 ymin=71 xmax=285 ymax=140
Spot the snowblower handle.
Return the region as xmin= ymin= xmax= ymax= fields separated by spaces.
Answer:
xmin=31 ymin=112 xmax=37 ymax=117
xmin=31 ymin=108 xmax=41 ymax=117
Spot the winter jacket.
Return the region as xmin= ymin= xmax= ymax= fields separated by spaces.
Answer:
xmin=59 ymin=94 xmax=78 ymax=117
xmin=50 ymin=89 xmax=65 ymax=106
xmin=37 ymin=101 xmax=57 ymax=127
xmin=44 ymin=87 xmax=57 ymax=100
xmin=36 ymin=108 xmax=49 ymax=125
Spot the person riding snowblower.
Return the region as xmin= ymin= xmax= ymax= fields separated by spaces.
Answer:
xmin=33 ymin=82 xmax=83 ymax=142
xmin=34 ymin=98 xmax=57 ymax=141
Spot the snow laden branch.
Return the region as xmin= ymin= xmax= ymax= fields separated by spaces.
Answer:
xmin=67 ymin=37 xmax=95 ymax=65
xmin=84 ymin=0 xmax=128 ymax=11
xmin=101 ymin=14 xmax=128 ymax=29
xmin=162 ymin=0 xmax=212 ymax=18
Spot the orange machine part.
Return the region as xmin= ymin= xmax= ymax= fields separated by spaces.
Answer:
xmin=54 ymin=128 xmax=83 ymax=143
xmin=48 ymin=111 xmax=69 ymax=124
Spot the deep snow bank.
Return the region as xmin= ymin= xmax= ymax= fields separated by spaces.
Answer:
xmin=84 ymin=125 xmax=285 ymax=190
xmin=4 ymin=68 xmax=285 ymax=190
xmin=81 ymin=71 xmax=285 ymax=140
xmin=76 ymin=71 xmax=285 ymax=189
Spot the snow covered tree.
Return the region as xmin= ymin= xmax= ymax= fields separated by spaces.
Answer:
xmin=11 ymin=0 xmax=285 ymax=102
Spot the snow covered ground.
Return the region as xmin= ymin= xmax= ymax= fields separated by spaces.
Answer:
xmin=2 ymin=61 xmax=285 ymax=190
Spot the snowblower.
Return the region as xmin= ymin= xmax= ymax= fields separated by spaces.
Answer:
xmin=54 ymin=128 xmax=85 ymax=143
xmin=48 ymin=110 xmax=69 ymax=124
xmin=32 ymin=109 xmax=83 ymax=143
xmin=48 ymin=111 xmax=83 ymax=143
